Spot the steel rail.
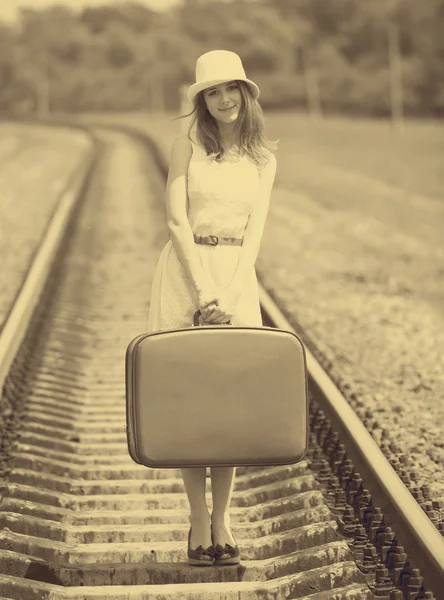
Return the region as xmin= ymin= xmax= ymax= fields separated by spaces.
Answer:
xmin=258 ymin=284 xmax=444 ymax=599
xmin=0 ymin=122 xmax=98 ymax=395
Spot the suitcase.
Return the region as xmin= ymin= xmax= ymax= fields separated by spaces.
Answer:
xmin=125 ymin=310 xmax=308 ymax=468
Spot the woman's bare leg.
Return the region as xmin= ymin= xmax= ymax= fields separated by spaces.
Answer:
xmin=210 ymin=466 xmax=237 ymax=546
xmin=180 ymin=467 xmax=212 ymax=549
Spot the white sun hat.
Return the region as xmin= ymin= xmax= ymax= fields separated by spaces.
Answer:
xmin=187 ymin=50 xmax=260 ymax=105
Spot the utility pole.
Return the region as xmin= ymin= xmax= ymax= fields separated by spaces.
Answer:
xmin=18 ymin=43 xmax=51 ymax=118
xmin=301 ymin=43 xmax=322 ymax=120
xmin=150 ymin=35 xmax=165 ymax=114
xmin=301 ymin=0 xmax=322 ymax=121
xmin=36 ymin=61 xmax=50 ymax=118
xmin=387 ymin=0 xmax=404 ymax=133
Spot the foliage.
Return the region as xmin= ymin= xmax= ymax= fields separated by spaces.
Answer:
xmin=0 ymin=0 xmax=442 ymax=116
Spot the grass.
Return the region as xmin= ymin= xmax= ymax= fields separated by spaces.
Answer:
xmin=75 ymin=109 xmax=444 ymax=201
xmin=74 ymin=109 xmax=444 ymax=252
xmin=264 ymin=112 xmax=444 ymax=202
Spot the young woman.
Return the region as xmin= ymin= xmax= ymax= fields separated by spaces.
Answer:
xmin=147 ymin=50 xmax=277 ymax=566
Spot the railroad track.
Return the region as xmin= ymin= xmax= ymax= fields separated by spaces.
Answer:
xmin=0 ymin=121 xmax=442 ymax=600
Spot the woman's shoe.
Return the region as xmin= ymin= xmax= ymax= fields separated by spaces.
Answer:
xmin=187 ymin=526 xmax=215 ymax=566
xmin=211 ymin=524 xmax=240 ymax=566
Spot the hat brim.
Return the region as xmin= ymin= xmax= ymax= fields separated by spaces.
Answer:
xmin=187 ymin=78 xmax=260 ymax=105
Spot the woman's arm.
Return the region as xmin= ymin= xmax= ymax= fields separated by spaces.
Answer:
xmin=166 ymin=135 xmax=218 ymax=307
xmin=227 ymin=153 xmax=277 ymax=298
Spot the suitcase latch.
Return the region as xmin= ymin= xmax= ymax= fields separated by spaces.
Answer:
xmin=209 ymin=235 xmax=218 ymax=246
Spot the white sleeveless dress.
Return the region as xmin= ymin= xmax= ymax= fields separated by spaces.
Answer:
xmin=146 ymin=135 xmax=263 ymax=331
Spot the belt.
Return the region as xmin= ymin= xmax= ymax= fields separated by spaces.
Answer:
xmin=193 ymin=233 xmax=243 ymax=246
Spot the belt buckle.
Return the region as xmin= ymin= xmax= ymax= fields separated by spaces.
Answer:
xmin=209 ymin=235 xmax=218 ymax=246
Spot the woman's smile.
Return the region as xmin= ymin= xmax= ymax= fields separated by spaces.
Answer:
xmin=204 ymin=81 xmax=242 ymax=125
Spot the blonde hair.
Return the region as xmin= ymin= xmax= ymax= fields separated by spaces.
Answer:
xmin=172 ymin=80 xmax=278 ymax=168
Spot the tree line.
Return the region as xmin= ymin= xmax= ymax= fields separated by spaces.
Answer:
xmin=0 ymin=0 xmax=443 ymax=118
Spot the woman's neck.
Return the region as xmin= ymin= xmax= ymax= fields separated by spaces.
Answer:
xmin=221 ymin=136 xmax=240 ymax=152
xmin=217 ymin=123 xmax=240 ymax=148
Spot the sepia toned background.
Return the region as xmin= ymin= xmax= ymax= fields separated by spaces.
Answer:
xmin=1 ymin=0 xmax=443 ymax=525
xmin=0 ymin=1 xmax=444 ymax=596
xmin=0 ymin=0 xmax=443 ymax=120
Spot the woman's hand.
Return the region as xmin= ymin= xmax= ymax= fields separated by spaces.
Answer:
xmin=200 ymin=286 xmax=242 ymax=324
xmin=196 ymin=286 xmax=220 ymax=322
xmin=198 ymin=300 xmax=221 ymax=324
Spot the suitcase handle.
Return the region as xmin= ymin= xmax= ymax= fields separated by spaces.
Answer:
xmin=193 ymin=310 xmax=232 ymax=327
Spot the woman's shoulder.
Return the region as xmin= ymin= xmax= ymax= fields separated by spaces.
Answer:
xmin=171 ymin=134 xmax=192 ymax=154
xmin=265 ymin=151 xmax=277 ymax=166
xmin=170 ymin=135 xmax=199 ymax=170
xmin=170 ymin=133 xmax=203 ymax=158
xmin=167 ymin=135 xmax=195 ymax=175
xmin=257 ymin=150 xmax=277 ymax=174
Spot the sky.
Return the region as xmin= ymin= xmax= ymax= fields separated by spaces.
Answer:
xmin=0 ymin=0 xmax=184 ymax=24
